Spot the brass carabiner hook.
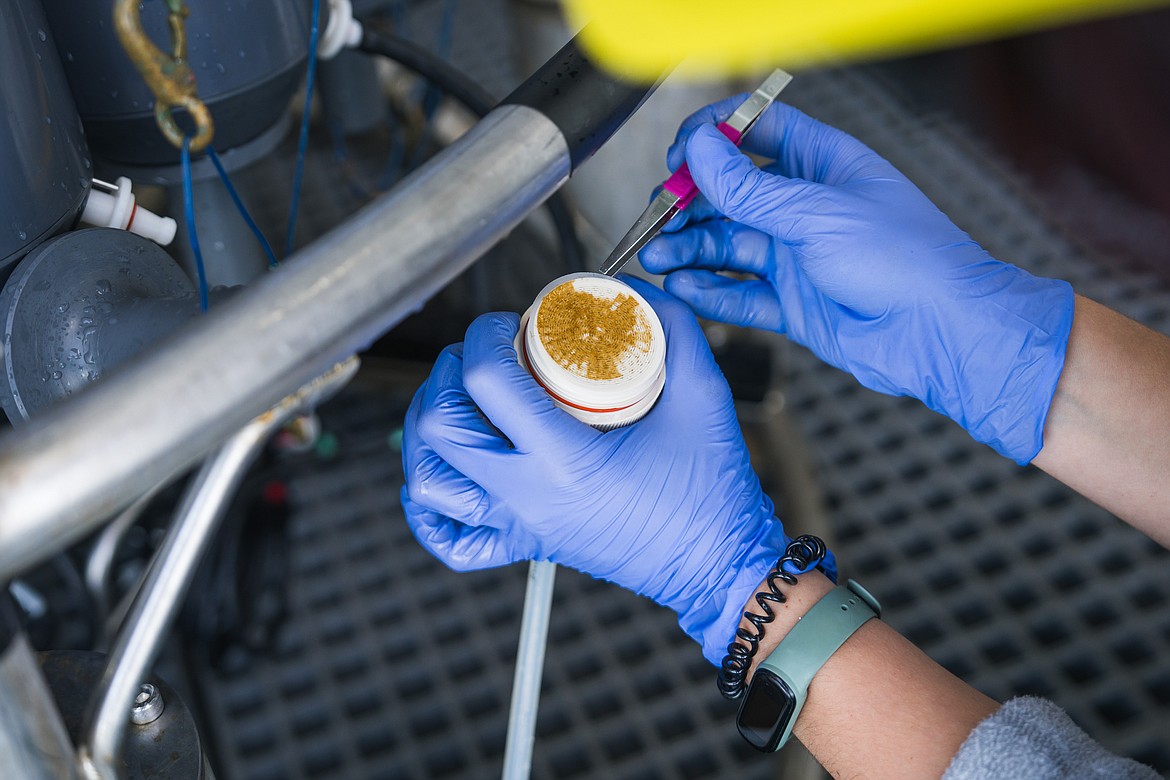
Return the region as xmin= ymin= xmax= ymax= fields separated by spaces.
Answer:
xmin=114 ymin=0 xmax=214 ymax=153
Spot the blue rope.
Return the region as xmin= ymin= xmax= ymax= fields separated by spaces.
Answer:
xmin=284 ymin=0 xmax=322 ymax=258
xmin=328 ymin=118 xmax=374 ymax=202
xmin=378 ymin=107 xmax=406 ymax=191
xmin=181 ymin=138 xmax=209 ymax=312
xmin=389 ymin=0 xmax=409 ymax=39
xmin=408 ymin=0 xmax=459 ymax=171
xmin=206 ymin=146 xmax=279 ymax=269
xmin=422 ymin=0 xmax=458 ymax=119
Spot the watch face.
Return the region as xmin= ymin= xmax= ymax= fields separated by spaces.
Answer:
xmin=736 ymin=670 xmax=797 ymax=752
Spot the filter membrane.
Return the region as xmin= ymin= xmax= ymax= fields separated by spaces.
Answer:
xmin=516 ymin=273 xmax=666 ymax=430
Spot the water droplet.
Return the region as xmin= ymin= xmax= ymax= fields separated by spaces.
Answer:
xmin=216 ymin=63 xmax=225 ymax=74
xmin=82 ymin=326 xmax=98 ymax=364
xmin=17 ymin=230 xmax=27 ymax=241
xmin=95 ymin=279 xmax=111 ymax=296
xmin=83 ymin=158 xmax=91 ymax=170
xmin=238 ymin=50 xmax=246 ymax=59
xmin=56 ymin=302 xmax=69 ymax=314
xmin=38 ymin=29 xmax=46 ymax=41
xmin=131 ymin=100 xmax=140 ymax=109
xmin=51 ymin=371 xmax=62 ymax=380
xmin=45 ymin=116 xmax=52 ymax=125
xmin=79 ymin=177 xmax=88 ymax=188
xmin=213 ymin=240 xmax=225 ymax=251
xmin=65 ymin=52 xmax=74 ymax=62
xmin=68 ymin=348 xmax=80 ymax=360
xmin=200 ymin=61 xmax=207 ymax=68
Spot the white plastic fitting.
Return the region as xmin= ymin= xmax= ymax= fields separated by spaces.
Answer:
xmin=81 ymin=177 xmax=177 ymax=246
xmin=317 ymin=0 xmax=363 ymax=60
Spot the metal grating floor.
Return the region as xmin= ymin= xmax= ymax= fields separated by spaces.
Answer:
xmin=194 ymin=381 xmax=795 ymax=780
xmin=782 ymin=68 xmax=1170 ymax=773
xmin=189 ymin=66 xmax=1170 ymax=778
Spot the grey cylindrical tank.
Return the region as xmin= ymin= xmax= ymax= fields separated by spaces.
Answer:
xmin=0 ymin=228 xmax=205 ymax=423
xmin=40 ymin=0 xmax=313 ymax=166
xmin=0 ymin=0 xmax=92 ymax=287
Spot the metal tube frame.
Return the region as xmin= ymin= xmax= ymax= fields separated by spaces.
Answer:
xmin=78 ymin=357 xmax=358 ymax=780
xmin=0 ymin=40 xmax=658 ymax=775
xmin=86 ymin=484 xmax=164 ymax=648
xmin=0 ymin=104 xmax=571 ymax=582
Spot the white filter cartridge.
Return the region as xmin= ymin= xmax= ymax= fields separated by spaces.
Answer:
xmin=515 ymin=272 xmax=666 ymax=431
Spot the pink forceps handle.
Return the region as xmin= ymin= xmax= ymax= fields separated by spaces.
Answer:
xmin=661 ymin=121 xmax=744 ymax=210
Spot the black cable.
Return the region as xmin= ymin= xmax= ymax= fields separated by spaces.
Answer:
xmin=360 ymin=28 xmax=496 ymax=118
xmin=358 ymin=27 xmax=585 ymax=273
xmin=542 ymin=192 xmax=585 ymax=275
xmin=717 ymin=535 xmax=829 ymax=701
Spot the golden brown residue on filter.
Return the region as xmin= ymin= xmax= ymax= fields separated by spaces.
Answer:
xmin=536 ymin=282 xmax=652 ymax=380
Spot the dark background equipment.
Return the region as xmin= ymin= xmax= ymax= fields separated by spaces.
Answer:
xmin=1 ymin=0 xmax=1168 ymax=778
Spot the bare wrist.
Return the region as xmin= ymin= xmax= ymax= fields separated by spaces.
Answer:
xmin=738 ymin=567 xmax=835 ymax=680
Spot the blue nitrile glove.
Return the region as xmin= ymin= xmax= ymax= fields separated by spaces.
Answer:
xmin=640 ymin=98 xmax=1075 ymax=464
xmin=401 ymin=277 xmax=837 ymax=664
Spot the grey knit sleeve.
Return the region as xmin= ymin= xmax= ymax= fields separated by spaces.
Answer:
xmin=943 ymin=697 xmax=1159 ymax=780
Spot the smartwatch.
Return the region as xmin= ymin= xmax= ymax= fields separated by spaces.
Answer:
xmin=736 ymin=579 xmax=881 ymax=752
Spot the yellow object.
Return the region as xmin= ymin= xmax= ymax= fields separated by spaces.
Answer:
xmin=564 ymin=0 xmax=1168 ymax=80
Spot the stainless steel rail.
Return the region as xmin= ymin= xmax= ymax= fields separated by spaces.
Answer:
xmin=0 ymin=104 xmax=570 ymax=582
xmin=78 ymin=358 xmax=358 ymax=780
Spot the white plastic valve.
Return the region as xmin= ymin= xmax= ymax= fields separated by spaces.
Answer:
xmin=81 ymin=176 xmax=177 ymax=246
xmin=317 ymin=0 xmax=363 ymax=60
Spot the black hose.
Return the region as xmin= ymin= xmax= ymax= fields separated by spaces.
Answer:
xmin=358 ymin=28 xmax=585 ymax=273
xmin=501 ymin=32 xmax=658 ymax=172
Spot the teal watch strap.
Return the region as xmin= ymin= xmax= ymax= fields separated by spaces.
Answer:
xmin=756 ymin=579 xmax=881 ymax=748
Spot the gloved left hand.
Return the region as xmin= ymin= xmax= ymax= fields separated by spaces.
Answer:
xmin=640 ymin=98 xmax=1074 ymax=465
xmin=402 ymin=277 xmax=835 ymax=664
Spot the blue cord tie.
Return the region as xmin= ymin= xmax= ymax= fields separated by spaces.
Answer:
xmin=181 ymin=137 xmax=210 ymax=312
xmin=206 ymin=146 xmax=279 ymax=269
xmin=284 ymin=0 xmax=322 ymax=259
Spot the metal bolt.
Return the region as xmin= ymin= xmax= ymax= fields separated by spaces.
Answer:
xmin=130 ymin=682 xmax=164 ymax=725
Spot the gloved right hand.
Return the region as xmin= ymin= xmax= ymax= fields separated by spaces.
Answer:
xmin=400 ymin=278 xmax=836 ymax=665
xmin=640 ymin=98 xmax=1075 ymax=464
